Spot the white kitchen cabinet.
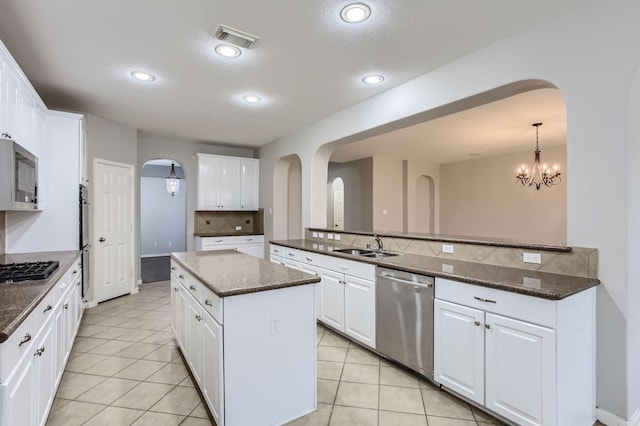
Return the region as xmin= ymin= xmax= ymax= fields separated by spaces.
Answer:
xmin=434 ymin=277 xmax=593 ymax=426
xmin=187 ymin=292 xmax=204 ymax=387
xmin=240 ymin=160 xmax=259 ymax=210
xmin=271 ymin=244 xmax=376 ymax=348
xmin=202 ymin=310 xmax=224 ymax=424
xmin=197 ymin=236 xmax=264 ymax=259
xmin=196 ymin=154 xmax=259 ymax=211
xmin=0 ymin=258 xmax=83 ymax=426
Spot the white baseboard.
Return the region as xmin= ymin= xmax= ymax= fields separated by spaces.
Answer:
xmin=597 ymin=406 xmax=640 ymax=426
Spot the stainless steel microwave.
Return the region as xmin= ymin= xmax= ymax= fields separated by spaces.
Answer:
xmin=0 ymin=137 xmax=39 ymax=210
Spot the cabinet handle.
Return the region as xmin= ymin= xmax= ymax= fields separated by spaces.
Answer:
xmin=280 ymin=262 xmax=285 ymax=266
xmin=18 ymin=333 xmax=32 ymax=347
xmin=189 ymin=285 xmax=196 ymax=291
xmin=2 ymin=132 xmax=12 ymax=139
xmin=288 ymin=253 xmax=295 ymax=257
xmin=474 ymin=321 xmax=481 ymax=326
xmin=274 ymin=249 xmax=279 ymax=253
xmin=171 ymin=267 xmax=176 ymax=271
xmin=35 ymin=346 xmax=45 ymax=357
xmin=205 ymin=299 xmax=213 ymax=306
xmin=72 ymin=270 xmax=77 ymax=275
xmin=215 ymin=240 xmax=223 ymax=243
xmin=246 ymin=238 xmax=253 ymax=241
xmin=43 ymin=305 xmax=52 ymax=313
xmin=474 ymin=296 xmax=496 ymax=304
xmin=305 ymin=257 xmax=312 ymax=262
xmin=63 ymin=303 xmax=69 ymax=310
xmin=485 ymin=324 xmax=491 ymax=329
xmin=315 ymin=273 xmax=318 ymax=276
xmin=76 ymin=281 xmax=81 ymax=287
xmin=173 ymin=287 xmax=179 ymax=292
xmin=195 ymin=315 xmax=202 ymax=321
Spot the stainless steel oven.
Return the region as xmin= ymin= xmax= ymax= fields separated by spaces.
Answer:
xmin=80 ymin=184 xmax=90 ymax=298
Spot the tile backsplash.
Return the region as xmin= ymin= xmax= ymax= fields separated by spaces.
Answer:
xmin=305 ymin=228 xmax=598 ymax=278
xmin=195 ymin=209 xmax=264 ymax=236
xmin=0 ymin=211 xmax=4 ymax=254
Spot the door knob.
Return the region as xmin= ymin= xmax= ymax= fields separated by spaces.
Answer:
xmin=99 ymin=237 xmax=106 ymax=242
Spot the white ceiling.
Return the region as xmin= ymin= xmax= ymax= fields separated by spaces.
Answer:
xmin=0 ymin=1 xmax=584 ymax=147
xmin=330 ymin=88 xmax=567 ymax=164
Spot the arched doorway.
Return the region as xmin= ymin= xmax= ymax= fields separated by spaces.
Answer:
xmin=273 ymin=154 xmax=302 ymax=240
xmin=140 ymin=159 xmax=187 ymax=282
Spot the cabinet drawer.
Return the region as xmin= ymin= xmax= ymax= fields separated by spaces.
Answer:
xmin=270 ymin=244 xmax=284 ymax=256
xmin=282 ymin=248 xmax=300 ymax=261
xmin=171 ymin=262 xmax=201 ymax=300
xmin=200 ymin=284 xmax=223 ymax=324
xmin=435 ymin=278 xmax=556 ymax=328
xmin=330 ymin=256 xmax=376 ymax=282
xmin=236 ymin=235 xmax=264 ymax=245
xmin=300 ymin=251 xmax=327 ymax=268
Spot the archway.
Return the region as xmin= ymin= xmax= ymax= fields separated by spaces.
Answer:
xmin=273 ymin=154 xmax=302 ymax=240
xmin=140 ymin=159 xmax=187 ymax=282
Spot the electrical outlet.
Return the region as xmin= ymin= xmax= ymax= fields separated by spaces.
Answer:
xmin=327 ymin=233 xmax=334 ymax=240
xmin=334 ymin=234 xmax=341 ymax=241
xmin=523 ymin=252 xmax=542 ymax=264
xmin=442 ymin=244 xmax=454 ymax=254
xmin=235 ymin=226 xmax=242 ymax=230
xmin=318 ymin=232 xmax=324 ymax=238
xmin=312 ymin=232 xmax=318 ymax=238
xmin=442 ymin=264 xmax=454 ymax=273
xmin=270 ymin=316 xmax=280 ymax=334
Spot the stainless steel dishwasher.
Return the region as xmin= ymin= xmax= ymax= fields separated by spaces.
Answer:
xmin=376 ymin=266 xmax=435 ymax=380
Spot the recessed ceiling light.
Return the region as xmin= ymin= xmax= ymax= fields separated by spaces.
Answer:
xmin=340 ymin=3 xmax=371 ymax=23
xmin=215 ymin=44 xmax=241 ymax=58
xmin=131 ymin=71 xmax=156 ymax=82
xmin=243 ymin=95 xmax=261 ymax=104
xmin=362 ymin=74 xmax=384 ymax=85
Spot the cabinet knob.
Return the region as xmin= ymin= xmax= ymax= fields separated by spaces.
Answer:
xmin=63 ymin=303 xmax=69 ymax=310
xmin=35 ymin=346 xmax=45 ymax=357
xmin=189 ymin=285 xmax=196 ymax=291
xmin=474 ymin=321 xmax=481 ymax=326
xmin=99 ymin=237 xmax=106 ymax=243
xmin=195 ymin=315 xmax=202 ymax=321
xmin=205 ymin=300 xmax=213 ymax=306
xmin=43 ymin=305 xmax=52 ymax=313
xmin=72 ymin=270 xmax=77 ymax=275
xmin=18 ymin=333 xmax=32 ymax=347
xmin=171 ymin=267 xmax=176 ymax=271
xmin=173 ymin=287 xmax=179 ymax=292
xmin=485 ymin=324 xmax=491 ymax=330
xmin=179 ymin=275 xmax=185 ymax=279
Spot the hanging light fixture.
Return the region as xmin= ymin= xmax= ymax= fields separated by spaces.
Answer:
xmin=516 ymin=122 xmax=561 ymax=190
xmin=165 ymin=163 xmax=181 ymax=197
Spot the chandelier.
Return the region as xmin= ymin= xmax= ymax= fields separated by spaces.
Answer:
xmin=516 ymin=122 xmax=561 ymax=190
xmin=165 ymin=163 xmax=182 ymax=197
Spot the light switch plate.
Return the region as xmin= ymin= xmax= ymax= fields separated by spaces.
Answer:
xmin=523 ymin=252 xmax=542 ymax=264
xmin=442 ymin=264 xmax=454 ymax=273
xmin=235 ymin=226 xmax=242 ymax=230
xmin=327 ymin=233 xmax=334 ymax=240
xmin=318 ymin=232 xmax=324 ymax=238
xmin=312 ymin=232 xmax=318 ymax=238
xmin=334 ymin=234 xmax=341 ymax=241
xmin=442 ymin=244 xmax=454 ymax=254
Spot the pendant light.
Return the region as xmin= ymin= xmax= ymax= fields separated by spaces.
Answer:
xmin=165 ymin=163 xmax=181 ymax=197
xmin=516 ymin=123 xmax=561 ymax=190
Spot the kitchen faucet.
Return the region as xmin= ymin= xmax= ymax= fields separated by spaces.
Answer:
xmin=374 ymin=234 xmax=384 ymax=251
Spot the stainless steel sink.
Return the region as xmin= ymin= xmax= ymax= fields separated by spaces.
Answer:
xmin=333 ymin=248 xmax=375 ymax=256
xmin=361 ymin=251 xmax=399 ymax=258
xmin=333 ymin=248 xmax=400 ymax=258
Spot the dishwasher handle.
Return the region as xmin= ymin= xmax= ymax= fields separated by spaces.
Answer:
xmin=377 ymin=273 xmax=433 ymax=288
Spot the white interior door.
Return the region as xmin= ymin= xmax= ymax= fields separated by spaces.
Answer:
xmin=333 ymin=187 xmax=344 ymax=230
xmin=94 ymin=159 xmax=135 ymax=302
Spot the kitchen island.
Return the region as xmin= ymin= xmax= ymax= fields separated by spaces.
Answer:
xmin=170 ymin=250 xmax=320 ymax=426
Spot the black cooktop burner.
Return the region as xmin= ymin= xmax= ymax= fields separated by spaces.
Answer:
xmin=0 ymin=261 xmax=60 ymax=283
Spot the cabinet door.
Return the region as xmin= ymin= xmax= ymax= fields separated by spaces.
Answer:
xmin=187 ymin=294 xmax=204 ymax=386
xmin=485 ymin=313 xmax=556 ymax=426
xmin=344 ymin=275 xmax=376 ymax=348
xmin=177 ymin=285 xmax=189 ymax=351
xmin=300 ymin=264 xmax=320 ymax=319
xmin=202 ymin=312 xmax=224 ymax=426
xmin=54 ymin=303 xmax=65 ymax=386
xmin=170 ymin=279 xmax=180 ymax=342
xmin=318 ymin=269 xmax=345 ymax=331
xmin=240 ymin=160 xmax=259 ymax=210
xmin=236 ymin=243 xmax=264 ymax=259
xmin=3 ymin=66 xmax=21 ymax=142
xmin=433 ymin=299 xmax=485 ymax=405
xmin=35 ymin=321 xmax=55 ymax=426
xmin=218 ymin=158 xmax=241 ymax=210
xmin=197 ymin=155 xmax=221 ymax=210
xmin=2 ymin=352 xmax=35 ymax=426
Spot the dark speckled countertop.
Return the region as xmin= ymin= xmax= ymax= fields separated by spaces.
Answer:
xmin=0 ymin=251 xmax=80 ymax=343
xmin=270 ymin=240 xmax=599 ymax=300
xmin=171 ymin=250 xmax=320 ymax=297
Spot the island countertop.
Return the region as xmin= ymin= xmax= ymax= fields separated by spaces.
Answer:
xmin=270 ymin=239 xmax=599 ymax=300
xmin=0 ymin=250 xmax=81 ymax=343
xmin=171 ymin=250 xmax=320 ymax=297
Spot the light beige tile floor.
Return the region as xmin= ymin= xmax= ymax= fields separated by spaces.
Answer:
xmin=47 ymin=280 xmax=507 ymax=426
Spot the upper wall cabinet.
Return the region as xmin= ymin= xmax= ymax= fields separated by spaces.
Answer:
xmin=197 ymin=154 xmax=259 ymax=211
xmin=1 ymin=41 xmax=47 ymax=157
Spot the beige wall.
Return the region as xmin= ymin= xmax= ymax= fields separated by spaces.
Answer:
xmin=372 ymin=157 xmax=404 ymax=232
xmin=287 ymin=157 xmax=302 ymax=239
xmin=406 ymin=160 xmax=440 ymax=234
xmin=439 ymin=146 xmax=566 ymax=245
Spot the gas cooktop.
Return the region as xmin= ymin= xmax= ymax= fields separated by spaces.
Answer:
xmin=0 ymin=261 xmax=60 ymax=283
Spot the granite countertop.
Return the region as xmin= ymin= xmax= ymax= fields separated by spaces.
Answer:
xmin=194 ymin=232 xmax=264 ymax=237
xmin=171 ymin=250 xmax=320 ymax=297
xmin=270 ymin=239 xmax=600 ymax=300
xmin=0 ymin=250 xmax=81 ymax=343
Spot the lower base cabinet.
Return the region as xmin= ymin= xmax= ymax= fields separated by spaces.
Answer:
xmin=0 ymin=258 xmax=83 ymax=426
xmin=434 ymin=278 xmax=595 ymax=426
xmin=171 ymin=259 xmax=316 ymax=426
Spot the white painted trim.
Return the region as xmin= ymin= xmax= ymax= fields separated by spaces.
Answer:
xmin=597 ymin=406 xmax=640 ymax=426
